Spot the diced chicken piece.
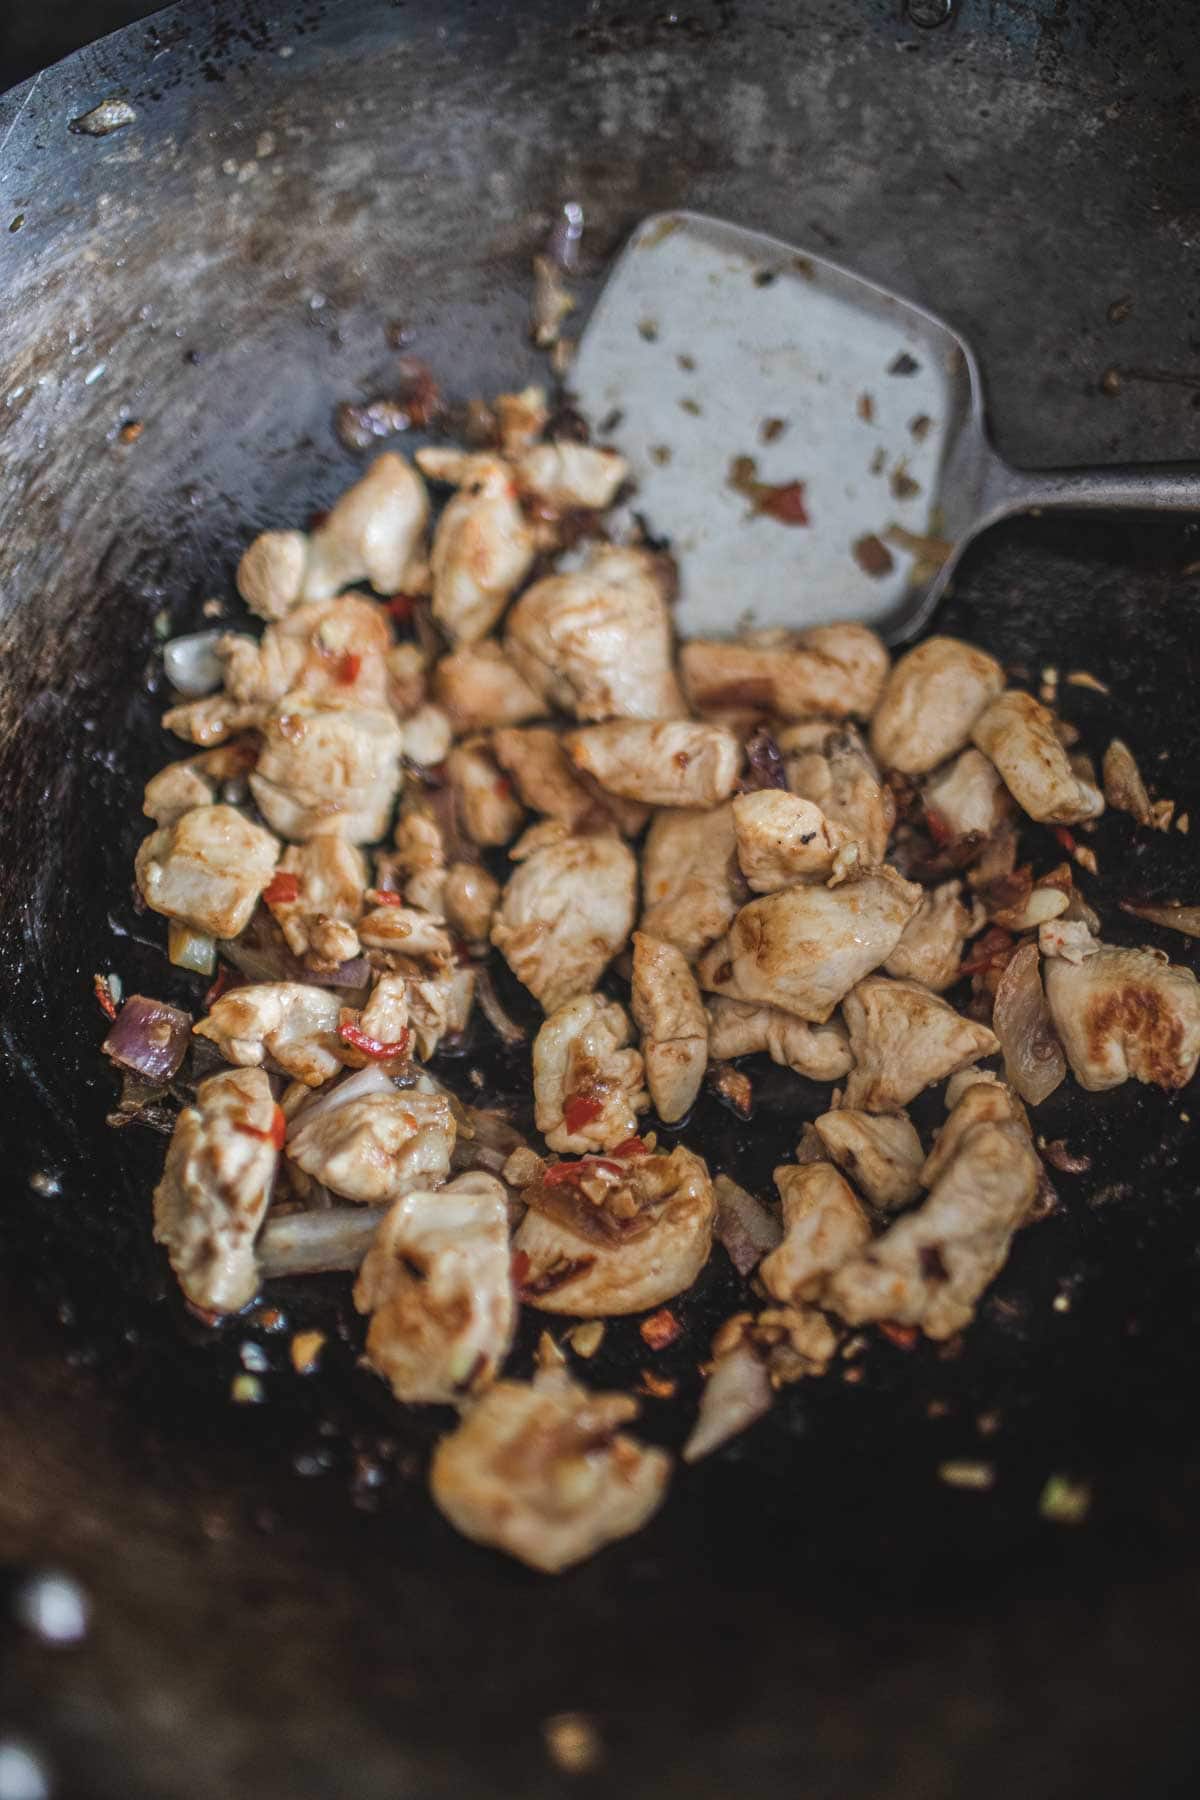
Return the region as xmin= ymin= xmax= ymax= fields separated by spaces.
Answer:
xmin=434 ymin=641 xmax=546 ymax=733
xmin=972 ymin=690 xmax=1105 ymax=824
xmin=161 ymin=693 xmax=267 ymax=748
xmin=824 ymin=1120 xmax=1040 ymax=1339
xmin=505 ymin=544 xmax=685 ymax=721
xmin=640 ymin=803 xmax=745 ymax=961
xmin=236 ymin=528 xmax=309 ymax=621
xmin=921 ymin=1075 xmax=1026 ymax=1189
xmin=446 ymin=737 xmax=526 ymax=847
xmin=387 ymin=640 xmax=428 ymax=716
xmin=922 ymin=748 xmax=1010 ymax=847
xmin=698 ymin=869 xmax=922 ymax=1024
xmin=533 ymin=995 xmax=649 ymax=1153
xmin=287 ymin=1086 xmax=455 ymax=1204
xmin=218 ymin=595 xmax=393 ymax=712
xmin=492 ymin=827 xmax=637 ymax=1012
xmin=884 ymin=879 xmax=977 ymax=992
xmin=301 ymin=452 xmax=430 ymax=601
xmin=870 ymin=635 xmax=1005 ymax=775
xmin=758 ymin=1162 xmax=872 ymax=1305
xmin=841 ymin=975 xmax=999 ymax=1111
xmin=566 ymin=721 xmax=742 ymax=809
xmin=442 ymin=862 xmax=501 ymax=947
xmin=194 ymin=982 xmax=345 ymax=1087
xmin=492 ymin=726 xmax=601 ymax=831
xmin=779 ymin=722 xmax=895 ymax=865
xmin=629 ymin=933 xmax=708 ymax=1124
xmin=391 ymin=808 xmax=447 ymax=916
xmin=153 ymin=1067 xmax=278 ymax=1314
xmin=731 ymin=789 xmax=853 ymax=891
xmin=341 ymin=962 xmax=471 ymax=1064
xmin=249 ymin=700 xmax=405 ymax=843
xmin=142 ymin=742 xmax=257 ymax=827
xmin=1043 ymin=943 xmax=1200 ymax=1092
xmin=680 ymin=623 xmax=888 ymax=722
xmin=357 ymin=905 xmax=453 ymax=958
xmin=429 ymin=1368 xmax=670 ymax=1573
xmin=354 ymin=1173 xmax=515 ymax=1404
xmin=813 ymin=1108 xmax=924 ymax=1211
xmin=135 ymin=804 xmax=280 ymax=939
xmin=512 ymin=1144 xmax=716 ymax=1316
xmin=493 ymin=385 xmax=548 ymax=457
xmin=415 ymin=449 xmax=536 ymax=644
xmin=705 ymin=997 xmax=853 ymax=1080
xmin=515 ymin=441 xmax=628 ymax=510
xmin=265 ymin=837 xmax=367 ymax=963
xmin=399 ymin=702 xmax=454 ymax=768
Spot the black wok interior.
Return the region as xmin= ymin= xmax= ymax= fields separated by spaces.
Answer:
xmin=2 ymin=3 xmax=1200 ymax=1795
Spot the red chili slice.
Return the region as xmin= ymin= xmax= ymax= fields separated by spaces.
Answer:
xmin=93 ymin=973 xmax=118 ymax=1020
xmin=336 ymin=652 xmax=362 ymax=685
xmin=367 ymin=890 xmax=404 ymax=907
xmin=1053 ymin=826 xmax=1078 ymax=856
xmin=263 ymin=871 xmax=301 ymax=906
xmin=338 ymin=1021 xmax=412 ymax=1061
xmin=877 ymin=1321 xmax=919 ymax=1351
xmin=385 ymin=594 xmax=417 ymax=622
xmin=542 ymin=1156 xmax=623 ymax=1186
xmin=639 ymin=1307 xmax=682 ymax=1351
xmin=563 ymin=1094 xmax=604 ymax=1134
xmin=610 ymin=1137 xmax=648 ymax=1159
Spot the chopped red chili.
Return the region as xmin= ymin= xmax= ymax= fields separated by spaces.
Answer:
xmin=203 ymin=963 xmax=236 ymax=1009
xmin=338 ymin=1022 xmax=412 ymax=1061
xmin=877 ymin=1321 xmax=919 ymax=1351
xmin=563 ymin=1094 xmax=604 ymax=1134
xmin=957 ymin=926 xmax=1015 ymax=978
xmin=385 ymin=594 xmax=417 ymax=622
xmin=235 ymin=1105 xmax=287 ymax=1151
xmin=1053 ymin=826 xmax=1078 ymax=856
xmin=93 ymin=973 xmax=118 ymax=1020
xmin=511 ymin=1249 xmax=531 ymax=1286
xmin=336 ymin=652 xmax=362 ymax=685
xmin=262 ymin=871 xmax=301 ymax=906
xmin=367 ymin=889 xmax=404 ymax=907
xmin=639 ymin=1308 xmax=682 ymax=1351
xmin=611 ymin=1137 xmax=648 ymax=1159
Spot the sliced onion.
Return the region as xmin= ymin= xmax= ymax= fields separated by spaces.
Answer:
xmin=1120 ymin=901 xmax=1200 ymax=940
xmin=285 ymin=1064 xmax=397 ymax=1141
xmin=1102 ymin=739 xmax=1151 ymax=825
xmin=258 ymin=1204 xmax=390 ymax=1278
xmin=301 ymin=956 xmax=373 ymax=988
xmin=450 ymin=1105 xmax=527 ymax=1176
xmin=102 ymin=995 xmax=192 ymax=1082
xmin=163 ymin=630 xmax=223 ymax=697
xmin=682 ymin=1341 xmax=773 ymax=1464
xmin=168 ymin=921 xmax=216 ymax=975
xmin=992 ymin=941 xmax=1066 ymax=1105
xmin=474 ymin=964 xmax=528 ymax=1046
xmin=713 ymin=1174 xmax=782 ymax=1276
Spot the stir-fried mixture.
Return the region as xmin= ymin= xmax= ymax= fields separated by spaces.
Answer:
xmin=100 ymin=364 xmax=1200 ymax=1573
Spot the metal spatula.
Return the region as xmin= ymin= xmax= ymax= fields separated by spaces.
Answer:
xmin=569 ymin=212 xmax=1200 ymax=643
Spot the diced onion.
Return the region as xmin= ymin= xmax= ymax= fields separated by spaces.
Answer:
xmin=168 ymin=921 xmax=217 ymax=975
xmin=713 ymin=1175 xmax=782 ymax=1276
xmin=163 ymin=630 xmax=223 ymax=697
xmin=102 ymin=995 xmax=192 ymax=1082
xmin=992 ymin=941 xmax=1066 ymax=1105
xmin=682 ymin=1342 xmax=773 ymax=1464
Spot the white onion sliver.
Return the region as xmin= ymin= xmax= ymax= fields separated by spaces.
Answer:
xmin=713 ymin=1175 xmax=782 ymax=1277
xmin=682 ymin=1342 xmax=773 ymax=1464
xmin=163 ymin=630 xmax=223 ymax=697
xmin=259 ymin=1204 xmax=390 ymax=1278
xmin=993 ymin=941 xmax=1066 ymax=1106
xmin=285 ymin=1064 xmax=397 ymax=1140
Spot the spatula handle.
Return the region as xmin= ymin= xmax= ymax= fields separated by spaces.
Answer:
xmin=983 ymin=457 xmax=1200 ymax=519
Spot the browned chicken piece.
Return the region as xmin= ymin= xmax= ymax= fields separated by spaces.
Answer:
xmin=357 ymin=905 xmax=454 ymax=958
xmin=705 ymin=996 xmax=853 ymax=1080
xmin=823 ymin=1119 xmax=1040 ymax=1339
xmin=218 ymin=594 xmax=393 ymax=713
xmin=153 ymin=1067 xmax=278 ymax=1315
xmin=354 ymin=1173 xmax=515 ymax=1405
xmin=415 ymin=449 xmax=536 ymax=645
xmin=532 ymin=994 xmax=649 ymax=1152
xmin=921 ymin=1073 xmax=1027 ymax=1189
xmin=1043 ymin=942 xmax=1200 ymax=1091
xmin=698 ymin=869 xmax=922 ymax=1024
xmin=640 ymin=804 xmax=745 ymax=961
xmin=493 ymin=385 xmax=548 ymax=457
xmin=512 ymin=1143 xmax=716 ymax=1316
xmin=504 ymin=544 xmax=686 ymax=721
xmin=344 ymin=970 xmax=411 ymax=1051
xmin=779 ymin=722 xmax=895 ymax=865
xmin=442 ymin=862 xmax=501 ymax=948
xmin=142 ymin=743 xmax=257 ymax=828
xmin=566 ymin=721 xmax=743 ymax=809
xmin=731 ymin=789 xmax=854 ymax=892
xmin=287 ymin=1085 xmax=455 ymax=1205
xmin=758 ymin=1162 xmax=873 ymax=1305
xmin=135 ymin=804 xmax=280 ymax=939
xmin=300 ymin=452 xmax=431 ymax=602
xmin=813 ymin=1108 xmax=924 ymax=1211
xmin=341 ymin=961 xmax=471 ymax=1064
xmin=433 ymin=640 xmax=546 ymax=733
xmin=630 ymin=932 xmax=708 ymax=1124
xmin=922 ymin=748 xmax=1010 ymax=846
xmin=884 ymin=879 xmax=978 ymax=992
xmin=680 ymin=623 xmax=888 ymax=722
xmin=492 ymin=726 xmax=602 ymax=831
xmin=869 ymin=635 xmax=1005 ymax=775
xmin=972 ymin=689 xmax=1105 ymax=824
xmin=491 ymin=824 xmax=638 ymax=1012
xmin=161 ymin=692 xmax=269 ymax=748
xmin=194 ymin=980 xmax=345 ymax=1085
xmin=446 ymin=737 xmax=526 ymax=847
xmin=249 ymin=699 xmax=405 ymax=843
xmin=515 ymin=441 xmax=628 ymax=510
xmin=429 ymin=1367 xmax=671 ymax=1573
xmin=399 ymin=702 xmax=453 ymax=769
xmin=391 ymin=809 xmax=447 ymax=916
xmin=235 ymin=529 xmax=309 ymax=621
xmin=841 ymin=975 xmax=999 ymax=1111
xmin=264 ymin=837 xmax=367 ymax=964
xmin=387 ymin=641 xmax=428 ymax=717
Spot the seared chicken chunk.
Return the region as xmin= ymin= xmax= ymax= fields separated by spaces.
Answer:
xmin=399 ymin=701 xmax=453 ymax=769
xmin=705 ymin=996 xmax=853 ymax=1081
xmin=235 ymin=528 xmax=309 ymax=622
xmin=758 ymin=1162 xmax=872 ymax=1305
xmin=533 ymin=995 xmax=649 ymax=1152
xmin=264 ymin=837 xmax=367 ymax=964
xmin=416 ymin=449 xmax=536 ymax=645
xmin=142 ymin=743 xmax=256 ymax=827
xmin=434 ymin=640 xmax=545 ymax=733
xmin=153 ymin=1067 xmax=278 ymax=1314
xmin=493 ymin=726 xmax=604 ymax=831
xmin=640 ymin=803 xmax=744 ymax=962
xmin=442 ymin=862 xmax=501 ymax=947
xmin=135 ymin=804 xmax=280 ymax=939
xmin=1043 ymin=943 xmax=1200 ymax=1092
xmin=870 ymin=635 xmax=1004 ymax=775
xmin=630 ymin=933 xmax=708 ymax=1123
xmin=731 ymin=789 xmax=853 ymax=891
xmin=287 ymin=1086 xmax=455 ymax=1205
xmin=515 ymin=441 xmax=628 ymax=510
xmin=566 ymin=721 xmax=742 ymax=809
xmin=357 ymin=903 xmax=453 ymax=959
xmin=780 ymin=722 xmax=895 ymax=866
xmin=218 ymin=594 xmax=393 ymax=712
xmin=680 ymin=623 xmax=888 ymax=722
xmin=161 ymin=692 xmax=268 ymax=748
xmin=250 ymin=699 xmax=405 ymax=844
xmin=354 ymin=1173 xmax=515 ymax=1404
xmin=884 ymin=880 xmax=977 ymax=992
xmin=301 ymin=452 xmax=430 ymax=602
xmin=813 ymin=1108 xmax=924 ymax=1211
xmin=841 ymin=975 xmax=998 ymax=1111
xmin=492 ymin=825 xmax=638 ymax=1012
xmin=921 ymin=1073 xmax=1027 ymax=1189
xmin=922 ymin=748 xmax=1010 ymax=847
xmin=446 ymin=737 xmax=526 ymax=847
xmin=972 ymin=690 xmax=1105 ymax=824
xmin=391 ymin=807 xmax=447 ymax=916
xmin=430 ymin=1367 xmax=670 ymax=1573
xmin=195 ymin=982 xmax=345 ymax=1087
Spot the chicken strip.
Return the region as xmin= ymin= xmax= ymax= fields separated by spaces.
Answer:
xmin=705 ymin=996 xmax=853 ymax=1081
xmin=429 ymin=1368 xmax=670 ymax=1574
xmin=869 ymin=635 xmax=1005 ymax=775
xmin=758 ymin=1162 xmax=872 ymax=1305
xmin=433 ymin=640 xmax=546 ymax=733
xmin=153 ymin=1067 xmax=278 ymax=1314
xmin=249 ymin=700 xmax=405 ymax=843
xmin=731 ymin=789 xmax=853 ymax=892
xmin=630 ymin=933 xmax=708 ymax=1123
xmin=922 ymin=748 xmax=1010 ymax=848
xmin=300 ymin=452 xmax=430 ymax=602
xmin=446 ymin=737 xmax=526 ymax=847
xmin=491 ymin=825 xmax=638 ymax=1012
xmin=780 ymin=722 xmax=895 ymax=865
xmin=195 ymin=982 xmax=346 ymax=1087
xmin=135 ymin=804 xmax=280 ymax=939
xmin=972 ymin=690 xmax=1105 ymax=824
xmin=416 ymin=449 xmax=536 ymax=645
xmin=264 ymin=837 xmax=367 ymax=965
xmin=640 ymin=803 xmax=745 ymax=962
xmin=515 ymin=441 xmax=628 ymax=510
xmin=533 ymin=995 xmax=649 ymax=1153
xmin=841 ymin=975 xmax=999 ymax=1111
xmin=287 ymin=1086 xmax=455 ymax=1205
xmin=1043 ymin=942 xmax=1200 ymax=1092
xmin=142 ymin=742 xmax=257 ymax=827
xmin=566 ymin=721 xmax=742 ymax=809
xmin=884 ymin=880 xmax=978 ymax=992
xmin=812 ymin=1109 xmax=924 ymax=1211
xmin=680 ymin=623 xmax=888 ymax=722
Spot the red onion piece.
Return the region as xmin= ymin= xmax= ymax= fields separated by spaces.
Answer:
xmin=992 ymin=941 xmax=1066 ymax=1105
xmin=740 ymin=727 xmax=787 ymax=791
xmin=713 ymin=1174 xmax=782 ymax=1276
xmin=102 ymin=995 xmax=192 ymax=1082
xmin=302 ymin=956 xmax=373 ymax=988
xmin=682 ymin=1341 xmax=773 ymax=1463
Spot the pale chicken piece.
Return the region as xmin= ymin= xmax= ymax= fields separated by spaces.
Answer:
xmin=824 ymin=1120 xmax=1040 ymax=1339
xmin=922 ymin=748 xmax=1010 ymax=846
xmin=354 ymin=1173 xmax=515 ymax=1404
xmin=841 ymin=975 xmax=999 ymax=1111
xmin=515 ymin=441 xmax=628 ymax=510
xmin=194 ymin=982 xmax=345 ymax=1087
xmin=705 ymin=996 xmax=854 ymax=1080
xmin=921 ymin=1074 xmax=1027 ymax=1189
xmin=813 ymin=1109 xmax=924 ymax=1211
xmin=884 ymin=880 xmax=977 ymax=992
xmin=218 ymin=594 xmax=393 ymax=712
xmin=135 ymin=804 xmax=280 ymax=939
xmin=758 ymin=1162 xmax=872 ymax=1305
xmin=442 ymin=862 xmax=501 ymax=947
xmin=446 ymin=737 xmax=526 ymax=847
xmin=287 ymin=1087 xmax=455 ymax=1204
xmin=399 ymin=702 xmax=454 ymax=768
xmin=387 ymin=640 xmax=428 ymax=717
xmin=415 ymin=449 xmax=536 ymax=645
xmin=698 ymin=869 xmax=922 ymax=1024
xmin=779 ymin=722 xmax=895 ymax=866
xmin=434 ymin=641 xmax=546 ymax=733
xmin=357 ymin=905 xmax=453 ymax=958
xmin=731 ymin=789 xmax=853 ymax=891
xmin=301 ymin=452 xmax=431 ymax=601
xmin=491 ymin=827 xmax=638 ymax=1012
xmin=1043 ymin=943 xmax=1200 ymax=1092
xmin=429 ymin=1367 xmax=670 ymax=1574
xmin=640 ymin=803 xmax=745 ymax=962
xmin=492 ymin=726 xmax=600 ymax=831
xmin=249 ymin=699 xmax=405 ymax=844
xmin=235 ymin=528 xmax=309 ymax=621
xmin=161 ymin=692 xmax=268 ymax=748
xmin=512 ymin=1144 xmax=716 ymax=1316
xmin=493 ymin=385 xmax=549 ymax=457
xmin=532 ymin=995 xmax=649 ymax=1153
xmin=629 ymin=933 xmax=708 ymax=1124
xmin=153 ymin=1068 xmax=278 ymax=1315
xmin=348 ymin=971 xmax=413 ymax=1052
xmin=565 ymin=721 xmax=742 ymax=809
xmin=142 ymin=743 xmax=256 ymax=827
xmin=869 ymin=635 xmax=1005 ymax=775
xmin=504 ymin=544 xmax=685 ymax=722
xmin=342 ymin=961 xmax=470 ymax=1063
xmin=972 ymin=689 xmax=1105 ymax=824
xmin=391 ymin=809 xmax=447 ymax=916
xmin=265 ymin=837 xmax=367 ymax=962
xmin=679 ymin=623 xmax=888 ymax=722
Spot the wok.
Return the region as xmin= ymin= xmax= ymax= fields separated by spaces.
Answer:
xmin=2 ymin=3 xmax=1200 ymax=1796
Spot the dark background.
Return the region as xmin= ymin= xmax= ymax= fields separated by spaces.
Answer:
xmin=1 ymin=2 xmax=162 ymax=90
